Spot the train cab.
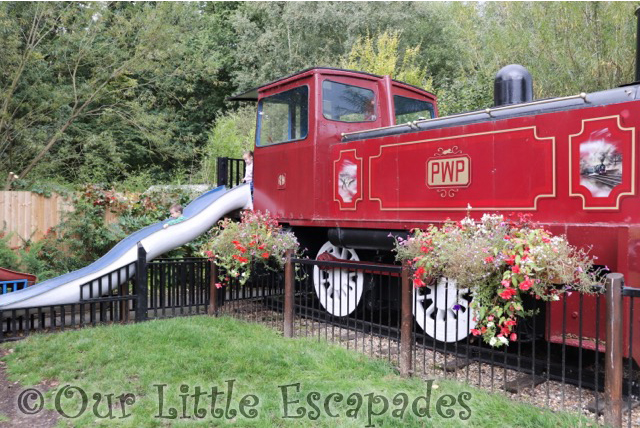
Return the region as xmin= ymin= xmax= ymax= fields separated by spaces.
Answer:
xmin=229 ymin=67 xmax=437 ymax=225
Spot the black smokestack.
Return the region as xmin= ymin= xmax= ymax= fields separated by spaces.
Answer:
xmin=493 ymin=64 xmax=533 ymax=107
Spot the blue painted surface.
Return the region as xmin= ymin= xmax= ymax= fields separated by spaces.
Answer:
xmin=0 ymin=279 xmax=29 ymax=295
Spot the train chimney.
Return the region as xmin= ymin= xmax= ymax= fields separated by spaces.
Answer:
xmin=493 ymin=64 xmax=533 ymax=107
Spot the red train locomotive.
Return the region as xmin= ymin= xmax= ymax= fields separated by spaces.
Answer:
xmin=230 ymin=57 xmax=640 ymax=362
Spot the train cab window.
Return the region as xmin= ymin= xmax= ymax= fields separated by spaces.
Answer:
xmin=322 ymin=80 xmax=376 ymax=122
xmin=393 ymin=95 xmax=434 ymax=123
xmin=257 ymin=86 xmax=308 ymax=146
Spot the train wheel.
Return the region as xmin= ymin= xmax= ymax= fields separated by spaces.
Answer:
xmin=313 ymin=241 xmax=364 ymax=317
xmin=413 ymin=277 xmax=476 ymax=342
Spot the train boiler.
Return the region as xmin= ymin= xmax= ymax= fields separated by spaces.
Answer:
xmin=230 ymin=53 xmax=640 ymax=363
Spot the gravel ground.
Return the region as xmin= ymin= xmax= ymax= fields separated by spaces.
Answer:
xmin=221 ymin=299 xmax=640 ymax=427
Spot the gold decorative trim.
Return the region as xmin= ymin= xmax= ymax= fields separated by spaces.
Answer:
xmin=333 ymin=149 xmax=363 ymax=211
xmin=368 ymin=126 xmax=556 ymax=211
xmin=568 ymin=115 xmax=636 ymax=210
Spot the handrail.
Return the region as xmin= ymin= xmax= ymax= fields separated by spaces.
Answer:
xmin=341 ymin=92 xmax=589 ymax=139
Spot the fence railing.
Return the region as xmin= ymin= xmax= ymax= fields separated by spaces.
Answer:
xmin=2 ymin=250 xmax=638 ymax=427
xmin=208 ymin=252 xmax=638 ymax=428
xmin=0 ymin=246 xmax=211 ymax=341
xmin=216 ymin=157 xmax=245 ymax=188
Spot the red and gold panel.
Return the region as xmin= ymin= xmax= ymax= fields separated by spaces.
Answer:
xmin=569 ymin=115 xmax=636 ymax=210
xmin=369 ymin=127 xmax=556 ymax=211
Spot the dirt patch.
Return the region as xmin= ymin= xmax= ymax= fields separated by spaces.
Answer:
xmin=0 ymin=348 xmax=59 ymax=428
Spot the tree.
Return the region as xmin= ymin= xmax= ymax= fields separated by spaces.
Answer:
xmin=342 ymin=31 xmax=434 ymax=91
xmin=227 ymin=2 xmax=452 ymax=91
xmin=1 ymin=3 xmax=234 ymax=188
xmin=198 ymin=105 xmax=256 ymax=184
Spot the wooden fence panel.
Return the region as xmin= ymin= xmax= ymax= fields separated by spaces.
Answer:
xmin=0 ymin=191 xmax=74 ymax=249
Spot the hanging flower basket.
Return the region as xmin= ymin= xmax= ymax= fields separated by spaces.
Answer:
xmin=394 ymin=212 xmax=604 ymax=347
xmin=200 ymin=210 xmax=299 ymax=287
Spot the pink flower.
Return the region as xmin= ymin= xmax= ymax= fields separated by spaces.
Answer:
xmin=215 ymin=283 xmax=223 ymax=289
xmin=484 ymin=256 xmax=494 ymax=263
xmin=510 ymin=332 xmax=518 ymax=341
xmin=512 ymin=265 xmax=521 ymax=274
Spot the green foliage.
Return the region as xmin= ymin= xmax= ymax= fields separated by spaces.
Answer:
xmin=343 ymin=31 xmax=434 ymax=91
xmin=0 ymin=232 xmax=20 ymax=270
xmin=1 ymin=2 xmax=235 ymax=188
xmin=434 ymin=2 xmax=637 ymax=115
xmin=198 ymin=105 xmax=256 ymax=184
xmin=5 ymin=185 xmax=209 ymax=280
xmin=228 ymin=2 xmax=451 ymax=91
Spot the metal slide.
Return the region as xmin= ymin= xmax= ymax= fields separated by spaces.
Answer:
xmin=0 ymin=184 xmax=252 ymax=310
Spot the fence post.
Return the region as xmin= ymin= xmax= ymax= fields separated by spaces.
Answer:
xmin=135 ymin=243 xmax=148 ymax=322
xmin=604 ymin=272 xmax=624 ymax=428
xmin=400 ymin=261 xmax=413 ymax=377
xmin=216 ymin=157 xmax=228 ymax=187
xmin=208 ymin=261 xmax=218 ymax=316
xmin=284 ymin=249 xmax=294 ymax=338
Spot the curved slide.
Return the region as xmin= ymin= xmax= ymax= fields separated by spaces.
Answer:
xmin=0 ymin=184 xmax=252 ymax=310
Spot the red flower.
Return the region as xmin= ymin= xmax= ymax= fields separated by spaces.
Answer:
xmin=471 ymin=329 xmax=481 ymax=336
xmin=505 ymin=254 xmax=516 ymax=266
xmin=505 ymin=319 xmax=517 ymax=327
xmin=518 ymin=276 xmax=533 ymax=291
xmin=500 ymin=326 xmax=511 ymax=336
xmin=258 ymin=244 xmax=266 ymax=250
xmin=510 ymin=333 xmax=518 ymax=341
xmin=261 ymin=252 xmax=270 ymax=258
xmin=499 ymin=287 xmax=517 ymax=300
xmin=512 ymin=265 xmax=521 ymax=274
xmin=484 ymin=256 xmax=494 ymax=263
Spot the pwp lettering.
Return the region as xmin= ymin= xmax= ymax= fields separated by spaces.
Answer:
xmin=427 ymin=156 xmax=471 ymax=188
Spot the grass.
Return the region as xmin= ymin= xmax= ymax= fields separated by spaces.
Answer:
xmin=0 ymin=413 xmax=8 ymax=423
xmin=1 ymin=316 xmax=590 ymax=427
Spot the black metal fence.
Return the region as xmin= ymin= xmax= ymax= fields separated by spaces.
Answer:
xmin=216 ymin=157 xmax=246 ymax=188
xmin=3 ymin=249 xmax=639 ymax=426
xmin=0 ymin=245 xmax=211 ymax=342
xmin=207 ymin=254 xmax=639 ymax=428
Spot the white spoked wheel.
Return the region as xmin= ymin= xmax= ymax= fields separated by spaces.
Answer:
xmin=313 ymin=241 xmax=364 ymax=317
xmin=413 ymin=277 xmax=477 ymax=342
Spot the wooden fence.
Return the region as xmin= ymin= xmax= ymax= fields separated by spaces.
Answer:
xmin=0 ymin=191 xmax=74 ymax=248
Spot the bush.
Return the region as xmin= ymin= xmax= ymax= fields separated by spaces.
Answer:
xmin=0 ymin=232 xmax=20 ymax=271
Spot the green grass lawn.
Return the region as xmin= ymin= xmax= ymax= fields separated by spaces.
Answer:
xmin=1 ymin=316 xmax=590 ymax=427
